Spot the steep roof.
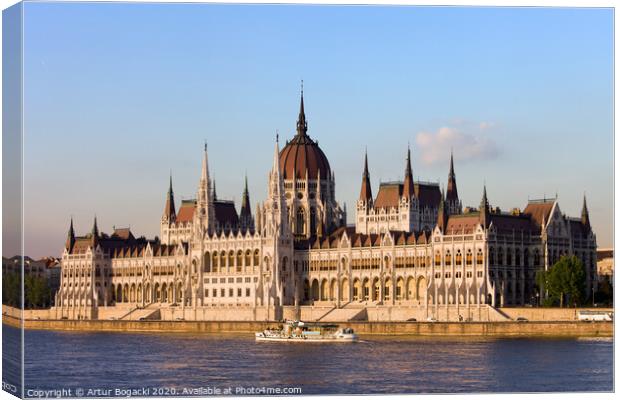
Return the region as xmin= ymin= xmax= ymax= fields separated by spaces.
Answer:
xmin=445 ymin=214 xmax=481 ymax=235
xmin=176 ymin=200 xmax=197 ymax=223
xmin=415 ymin=182 xmax=442 ymax=208
xmin=374 ymin=182 xmax=402 ymax=209
xmin=214 ymin=200 xmax=239 ymax=228
xmin=523 ymin=200 xmax=554 ymax=231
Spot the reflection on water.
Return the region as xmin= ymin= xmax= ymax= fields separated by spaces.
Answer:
xmin=3 ymin=325 xmax=613 ymax=395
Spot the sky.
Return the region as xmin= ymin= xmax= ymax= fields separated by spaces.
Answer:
xmin=14 ymin=2 xmax=613 ymax=258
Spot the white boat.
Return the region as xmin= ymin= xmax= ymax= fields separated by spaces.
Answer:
xmin=255 ymin=320 xmax=359 ymax=343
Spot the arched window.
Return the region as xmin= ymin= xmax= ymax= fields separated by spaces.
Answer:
xmin=296 ymin=207 xmax=306 ymax=235
xmin=434 ymin=251 xmax=441 ymax=266
xmin=203 ymin=252 xmax=211 ymax=272
xmin=310 ymin=207 xmax=317 ymax=236
xmin=228 ymin=251 xmax=235 ymax=268
xmin=236 ymin=250 xmax=243 ymax=272
xmin=445 ymin=251 xmax=452 ymax=266
xmin=466 ymin=250 xmax=473 ymax=266
xmin=455 ymin=251 xmax=462 ymax=266
xmin=253 ymin=249 xmax=260 ymax=266
xmin=476 ymin=249 xmax=483 ymax=265
xmin=245 ymin=250 xmax=251 ymax=267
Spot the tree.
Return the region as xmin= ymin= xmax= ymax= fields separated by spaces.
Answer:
xmin=2 ymin=272 xmax=22 ymax=307
xmin=25 ymin=275 xmax=51 ymax=309
xmin=536 ymin=255 xmax=586 ymax=307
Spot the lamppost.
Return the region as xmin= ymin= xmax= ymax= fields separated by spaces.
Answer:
xmin=536 ymin=292 xmax=540 ymax=307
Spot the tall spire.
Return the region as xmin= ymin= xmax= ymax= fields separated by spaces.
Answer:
xmin=359 ymin=149 xmax=373 ymax=202
xmin=240 ymin=174 xmax=252 ymax=225
xmin=162 ymin=174 xmax=176 ymax=223
xmin=479 ymin=184 xmax=490 ymax=227
xmin=197 ymin=143 xmax=214 ymax=231
xmin=581 ymin=193 xmax=591 ymax=230
xmin=403 ymin=144 xmax=414 ymax=198
xmin=91 ymin=215 xmax=99 ymax=247
xmin=65 ymin=217 xmax=75 ymax=252
xmin=296 ymin=81 xmax=308 ymax=137
xmin=446 ymin=149 xmax=458 ymax=201
xmin=212 ymin=180 xmax=218 ymax=201
xmin=437 ymin=189 xmax=448 ymax=232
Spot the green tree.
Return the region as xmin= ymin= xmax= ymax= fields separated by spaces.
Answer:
xmin=536 ymin=255 xmax=586 ymax=307
xmin=25 ymin=275 xmax=51 ymax=309
xmin=2 ymin=272 xmax=22 ymax=307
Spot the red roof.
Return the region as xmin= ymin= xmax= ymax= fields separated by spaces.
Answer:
xmin=279 ymin=133 xmax=331 ymax=180
xmin=374 ymin=183 xmax=402 ymax=209
xmin=523 ymin=200 xmax=554 ymax=231
xmin=176 ymin=200 xmax=196 ymax=223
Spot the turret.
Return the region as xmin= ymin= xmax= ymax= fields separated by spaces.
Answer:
xmin=446 ymin=150 xmax=458 ymax=201
xmin=437 ymin=190 xmax=448 ymax=232
xmin=91 ymin=216 xmax=99 ymax=247
xmin=581 ymin=194 xmax=591 ymax=231
xmin=196 ymin=143 xmax=215 ymax=232
xmin=162 ymin=175 xmax=176 ymax=223
xmin=359 ymin=150 xmax=373 ymax=204
xmin=65 ymin=217 xmax=75 ymax=252
xmin=240 ymin=175 xmax=253 ymax=231
xmin=296 ymin=83 xmax=308 ymax=137
xmin=402 ymin=145 xmax=414 ymax=199
xmin=479 ymin=185 xmax=490 ymax=228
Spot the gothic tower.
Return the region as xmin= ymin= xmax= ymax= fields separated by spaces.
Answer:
xmin=446 ymin=150 xmax=462 ymax=215
xmin=277 ymin=86 xmax=345 ymax=240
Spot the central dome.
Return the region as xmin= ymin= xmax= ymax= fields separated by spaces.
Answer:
xmin=278 ymin=92 xmax=331 ymax=180
xmin=279 ymin=134 xmax=331 ymax=180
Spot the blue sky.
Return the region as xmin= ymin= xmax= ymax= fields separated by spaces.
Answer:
xmin=19 ymin=3 xmax=613 ymax=257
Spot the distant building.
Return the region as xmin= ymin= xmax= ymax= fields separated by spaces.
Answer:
xmin=54 ymin=90 xmax=598 ymax=320
xmin=597 ymin=248 xmax=613 ymax=285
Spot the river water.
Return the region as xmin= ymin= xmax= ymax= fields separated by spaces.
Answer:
xmin=2 ymin=325 xmax=613 ymax=396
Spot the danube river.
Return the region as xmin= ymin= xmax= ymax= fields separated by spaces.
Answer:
xmin=2 ymin=325 xmax=613 ymax=396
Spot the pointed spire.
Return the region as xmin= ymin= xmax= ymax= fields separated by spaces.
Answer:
xmin=272 ymin=134 xmax=281 ymax=174
xmin=240 ymin=174 xmax=252 ymax=220
xmin=479 ymin=184 xmax=490 ymax=227
xmin=296 ymin=81 xmax=308 ymax=137
xmin=359 ymin=149 xmax=373 ymax=202
xmin=581 ymin=193 xmax=591 ymax=229
xmin=403 ymin=144 xmax=414 ymax=198
xmin=91 ymin=215 xmax=99 ymax=246
xmin=163 ymin=174 xmax=176 ymax=222
xmin=197 ymin=143 xmax=214 ymax=231
xmin=212 ymin=180 xmax=217 ymax=201
xmin=92 ymin=216 xmax=99 ymax=237
xmin=446 ymin=149 xmax=459 ymax=201
xmin=437 ymin=189 xmax=448 ymax=232
xmin=65 ymin=217 xmax=75 ymax=251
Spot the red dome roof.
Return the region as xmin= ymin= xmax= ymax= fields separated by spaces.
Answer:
xmin=279 ymin=90 xmax=331 ymax=180
xmin=279 ymin=133 xmax=331 ymax=180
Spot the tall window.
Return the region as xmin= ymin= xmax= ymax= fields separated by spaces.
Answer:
xmin=310 ymin=207 xmax=317 ymax=236
xmin=296 ymin=207 xmax=306 ymax=235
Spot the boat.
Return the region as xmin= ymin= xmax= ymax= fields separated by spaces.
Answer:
xmin=255 ymin=320 xmax=359 ymax=342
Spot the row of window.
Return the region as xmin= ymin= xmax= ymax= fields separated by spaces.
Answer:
xmin=204 ymin=277 xmax=257 ymax=284
xmin=205 ymin=287 xmax=252 ymax=298
xmin=434 ymin=271 xmax=483 ymax=279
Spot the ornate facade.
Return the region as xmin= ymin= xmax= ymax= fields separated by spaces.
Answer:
xmin=54 ymin=91 xmax=598 ymax=320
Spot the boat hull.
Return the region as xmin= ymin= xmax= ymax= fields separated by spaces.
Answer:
xmin=255 ymin=335 xmax=358 ymax=343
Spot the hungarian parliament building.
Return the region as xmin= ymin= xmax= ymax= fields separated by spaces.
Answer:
xmin=54 ymin=92 xmax=598 ymax=321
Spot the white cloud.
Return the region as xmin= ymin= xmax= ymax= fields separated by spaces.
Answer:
xmin=415 ymin=125 xmax=499 ymax=166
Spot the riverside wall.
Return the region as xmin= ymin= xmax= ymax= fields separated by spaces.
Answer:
xmin=2 ymin=313 xmax=612 ymax=337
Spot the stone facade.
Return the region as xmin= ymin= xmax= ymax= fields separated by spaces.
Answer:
xmin=53 ymin=92 xmax=598 ymax=321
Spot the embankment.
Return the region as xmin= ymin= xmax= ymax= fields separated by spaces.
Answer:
xmin=2 ymin=314 xmax=612 ymax=337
